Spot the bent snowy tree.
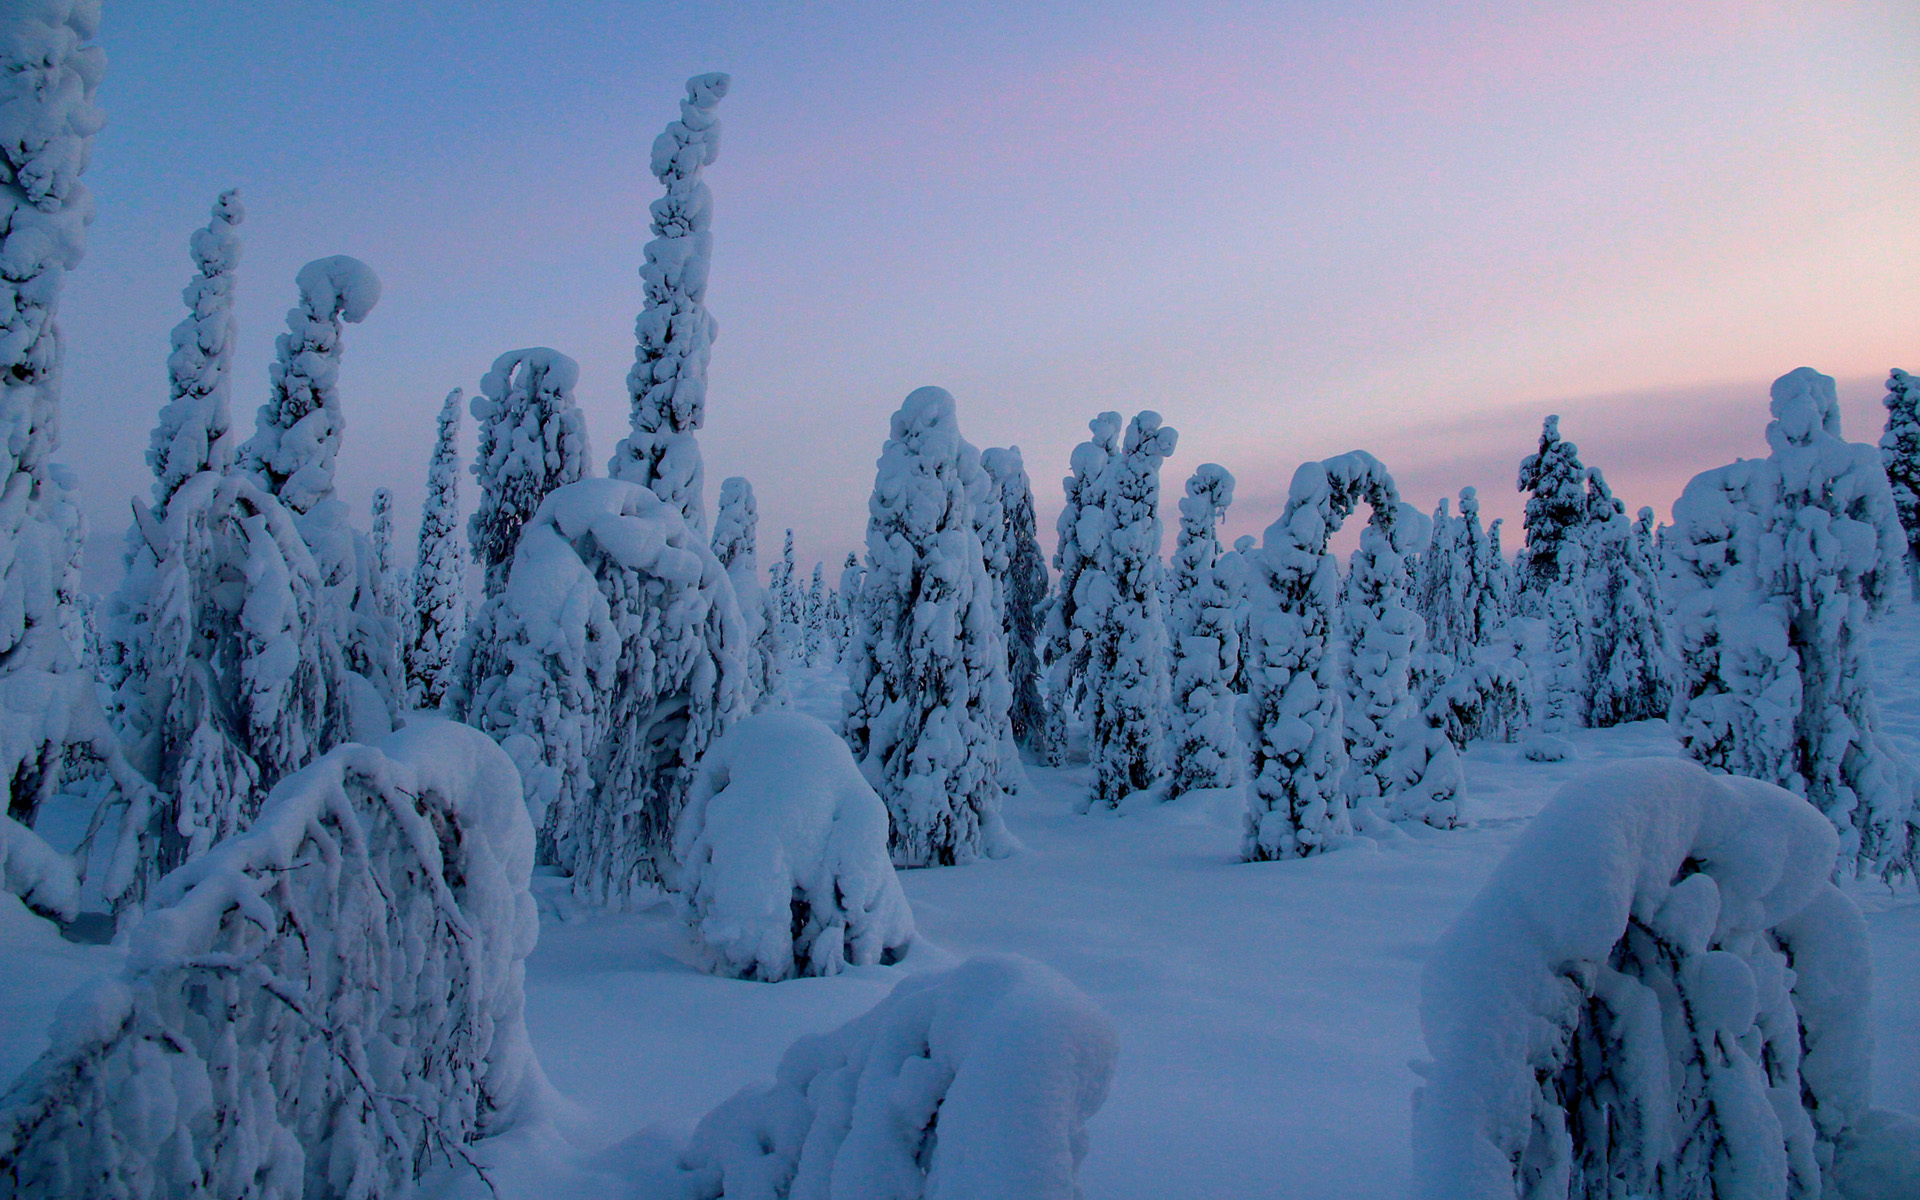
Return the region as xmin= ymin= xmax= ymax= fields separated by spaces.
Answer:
xmin=1415 ymin=757 xmax=1891 ymax=1200
xmin=461 ymin=478 xmax=748 ymax=902
xmin=0 ymin=723 xmax=542 ymax=1200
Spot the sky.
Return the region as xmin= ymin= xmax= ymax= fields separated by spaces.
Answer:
xmin=57 ymin=0 xmax=1920 ymax=588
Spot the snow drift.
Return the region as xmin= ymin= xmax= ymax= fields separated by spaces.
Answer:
xmin=0 ymin=720 xmax=541 ymax=1199
xmin=672 ymin=712 xmax=913 ymax=982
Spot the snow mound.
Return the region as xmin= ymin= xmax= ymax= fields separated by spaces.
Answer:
xmin=672 ymin=955 xmax=1118 ymax=1199
xmin=1521 ymin=733 xmax=1572 ymax=763
xmin=0 ymin=720 xmax=542 ymax=1199
xmin=0 ymin=813 xmax=76 ymax=922
xmin=1415 ymin=756 xmax=1888 ymax=1199
xmin=672 ymin=712 xmax=912 ymax=982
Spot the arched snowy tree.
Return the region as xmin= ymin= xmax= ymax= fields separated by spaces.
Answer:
xmin=1040 ymin=411 xmax=1121 ymax=765
xmin=1082 ymin=412 xmax=1177 ymax=808
xmin=711 ymin=475 xmax=785 ymax=710
xmin=461 ymin=478 xmax=747 ymax=900
xmin=1244 ymin=452 xmax=1399 ymax=861
xmin=1167 ymin=463 xmax=1238 ymax=799
xmin=982 ymin=446 xmax=1051 ymax=751
xmin=1878 ymin=367 xmax=1920 ymax=598
xmin=147 ymin=190 xmax=243 ymax=509
xmin=843 ymin=387 xmax=1013 ymax=867
xmin=407 ymin=389 xmax=466 ymax=710
xmin=1670 ymin=368 xmax=1915 ymax=879
xmin=607 ymin=72 xmax=729 ymax=534
xmin=1516 ymin=414 xmax=1588 ymax=601
xmin=1416 ymin=758 xmax=1897 ymax=1199
xmin=466 ymin=347 xmax=589 ymax=600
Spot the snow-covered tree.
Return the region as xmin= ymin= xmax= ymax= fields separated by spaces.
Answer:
xmin=1339 ymin=502 xmax=1423 ymax=813
xmin=147 ymin=190 xmax=243 ymax=510
xmin=1583 ymin=494 xmax=1674 ymax=728
xmin=1040 ymin=411 xmax=1122 ymax=764
xmin=1878 ymin=367 xmax=1920 ymax=598
xmin=369 ymin=487 xmax=397 ymax=617
xmin=837 ymin=551 xmax=862 ymax=649
xmin=843 ymin=387 xmax=1013 ymax=867
xmin=1484 ymin=516 xmax=1513 ymax=628
xmin=607 ymin=72 xmax=729 ymax=534
xmin=1417 ymin=758 xmax=1892 ymax=1199
xmin=1081 ymin=412 xmax=1177 ymax=807
xmin=0 ymin=724 xmax=543 ymax=1198
xmin=1670 ymin=367 xmax=1915 ymax=878
xmin=1539 ymin=539 xmax=1588 ymax=735
xmin=460 ymin=478 xmax=748 ymax=898
xmin=1244 ymin=452 xmax=1399 ymax=861
xmin=770 ymin=526 xmax=800 ymax=645
xmin=407 ymin=389 xmax=465 ymax=710
xmin=803 ymin=562 xmax=827 ymax=666
xmin=982 ymin=447 xmax=1050 ymax=752
xmin=1214 ymin=533 xmax=1257 ymax=696
xmin=711 ymin=475 xmax=784 ymax=710
xmin=1167 ymin=463 xmax=1238 ymax=799
xmin=1415 ymin=496 xmax=1469 ymax=664
xmin=1515 ymin=414 xmax=1588 ymax=601
xmin=466 ymin=347 xmax=589 ymax=600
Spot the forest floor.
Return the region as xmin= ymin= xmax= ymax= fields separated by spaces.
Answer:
xmin=4 ymin=616 xmax=1917 ymax=1199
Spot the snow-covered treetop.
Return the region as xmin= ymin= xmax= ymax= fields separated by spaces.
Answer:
xmin=1178 ymin=463 xmax=1234 ymax=544
xmin=468 ymin=345 xmax=589 ymax=597
xmin=608 ymin=72 xmax=731 ymax=534
xmin=1268 ymin=450 xmax=1399 ymax=559
xmin=711 ymin=474 xmax=757 ymax=572
xmin=148 ymin=189 xmax=243 ymax=508
xmin=240 ymin=255 xmax=381 ymax=514
xmin=1768 ymin=363 xmax=1844 ymax=450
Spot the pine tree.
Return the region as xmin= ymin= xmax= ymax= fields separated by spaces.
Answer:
xmin=466 ymin=347 xmax=589 ymax=600
xmin=843 ymin=388 xmax=1012 ymax=867
xmin=1040 ymin=411 xmax=1122 ymax=764
xmin=607 ymin=73 xmax=730 ymax=534
xmin=1167 ymin=463 xmax=1237 ymax=799
xmin=981 ymin=447 xmax=1050 ymax=752
xmin=1879 ymin=367 xmax=1920 ymax=598
xmin=407 ymin=389 xmax=466 ymax=710
xmin=1340 ymin=507 xmax=1421 ymax=813
xmin=711 ymin=475 xmax=785 ymax=710
xmin=1583 ymin=480 xmax=1674 ymax=728
xmin=148 ymin=190 xmax=243 ymax=510
xmin=1515 ymin=414 xmax=1588 ymax=601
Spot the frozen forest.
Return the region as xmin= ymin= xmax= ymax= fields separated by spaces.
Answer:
xmin=2 ymin=6 xmax=1918 ymax=1200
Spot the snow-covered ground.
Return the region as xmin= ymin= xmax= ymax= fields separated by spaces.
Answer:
xmin=6 ymin=631 xmax=1918 ymax=1198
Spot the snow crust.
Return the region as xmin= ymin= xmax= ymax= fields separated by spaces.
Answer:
xmin=672 ymin=955 xmax=1117 ymax=1200
xmin=672 ymin=712 xmax=912 ymax=982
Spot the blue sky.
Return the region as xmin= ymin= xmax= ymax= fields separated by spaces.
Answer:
xmin=59 ymin=1 xmax=1920 ymax=585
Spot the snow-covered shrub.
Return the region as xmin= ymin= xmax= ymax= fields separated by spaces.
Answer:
xmin=1040 ymin=411 xmax=1122 ymax=764
xmin=711 ymin=475 xmax=785 ymax=711
xmin=671 ymin=712 xmax=912 ymax=982
xmin=672 ymin=955 xmax=1117 ymax=1200
xmin=1428 ymin=652 xmax=1530 ymax=749
xmin=147 ymin=190 xmax=243 ymax=509
xmin=608 ymin=72 xmax=730 ymax=534
xmin=1380 ymin=710 xmax=1464 ymax=829
xmin=1669 ymin=368 xmax=1915 ymax=878
xmin=1082 ymin=411 xmax=1178 ymax=807
xmin=1244 ymin=451 xmax=1399 ymax=861
xmin=1168 ymin=463 xmax=1239 ymax=799
xmin=1878 ymin=367 xmax=1920 ymax=598
xmin=843 ymin=387 xmax=1013 ymax=868
xmin=0 ymin=721 xmax=540 ymax=1200
xmin=1414 ymin=757 xmax=1901 ymax=1200
xmin=0 ymin=812 xmax=78 ymax=922
xmin=461 ymin=478 xmax=747 ymax=900
xmin=466 ymin=347 xmax=589 ymax=600
xmin=1515 ymin=414 xmax=1588 ymax=602
xmin=982 ymin=446 xmax=1051 ymax=752
xmin=407 ymin=388 xmax=466 ymax=710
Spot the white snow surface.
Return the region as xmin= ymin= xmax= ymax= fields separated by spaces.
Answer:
xmin=671 ymin=712 xmax=912 ymax=982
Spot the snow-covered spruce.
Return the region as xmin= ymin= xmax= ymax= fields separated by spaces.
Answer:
xmin=147 ymin=190 xmax=243 ymax=510
xmin=711 ymin=475 xmax=785 ymax=711
xmin=1379 ymin=708 xmax=1465 ymax=829
xmin=1538 ymin=540 xmax=1588 ymax=735
xmin=1244 ymin=452 xmax=1398 ymax=861
xmin=1337 ymin=499 xmax=1421 ymax=814
xmin=459 ymin=478 xmax=747 ymax=900
xmin=1669 ymin=368 xmax=1915 ymax=878
xmin=1515 ymin=414 xmax=1589 ymax=603
xmin=1167 ymin=463 xmax=1239 ymax=799
xmin=836 ymin=551 xmax=862 ymax=653
xmin=771 ymin=527 xmax=799 ymax=647
xmin=670 ymin=712 xmax=912 ymax=982
xmin=370 ymin=486 xmax=398 ymax=619
xmin=0 ymin=2 xmax=144 ymax=835
xmin=466 ymin=347 xmax=589 ymax=600
xmin=981 ymin=446 xmax=1051 ymax=752
xmin=1456 ymin=487 xmax=1505 ymax=650
xmin=842 ymin=387 xmax=1013 ymax=867
xmin=1080 ymin=412 xmax=1177 ymax=807
xmin=967 ymin=441 xmax=1022 ymax=801
xmin=1415 ymin=495 xmax=1468 ymax=665
xmin=239 ymin=255 xmax=380 ymax=516
xmin=671 ymin=955 xmax=1117 ymax=1200
xmin=803 ymin=562 xmax=827 ymax=666
xmin=1414 ymin=757 xmax=1891 ymax=1199
xmin=407 ymin=388 xmax=466 ymax=710
xmin=0 ymin=722 xmax=542 ymax=1200
xmin=1582 ymin=491 xmax=1674 ymax=728
xmin=0 ymin=813 xmax=79 ymax=923
xmin=607 ymin=72 xmax=729 ymax=535
xmin=1879 ymin=367 xmax=1920 ymax=598
xmin=1040 ymin=411 xmax=1121 ymax=765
